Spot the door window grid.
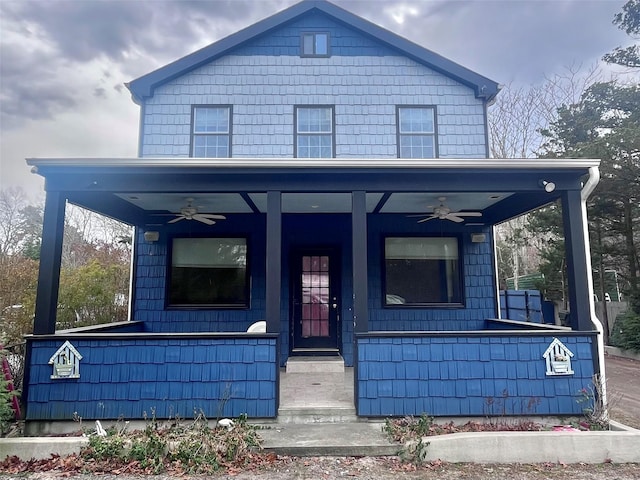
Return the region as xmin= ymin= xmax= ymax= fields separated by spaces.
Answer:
xmin=301 ymin=255 xmax=330 ymax=337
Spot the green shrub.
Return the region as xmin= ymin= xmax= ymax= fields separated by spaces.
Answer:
xmin=610 ymin=309 xmax=640 ymax=352
xmin=81 ymin=413 xmax=261 ymax=474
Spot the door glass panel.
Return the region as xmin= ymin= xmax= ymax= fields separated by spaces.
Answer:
xmin=301 ymin=255 xmax=330 ymax=338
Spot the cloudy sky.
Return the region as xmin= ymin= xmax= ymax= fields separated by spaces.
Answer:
xmin=0 ymin=0 xmax=634 ymax=200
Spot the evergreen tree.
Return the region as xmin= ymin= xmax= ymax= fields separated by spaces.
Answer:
xmin=540 ymin=82 xmax=640 ymax=323
xmin=603 ymin=0 xmax=640 ymax=68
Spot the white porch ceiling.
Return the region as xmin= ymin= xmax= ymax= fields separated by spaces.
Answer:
xmin=380 ymin=192 xmax=512 ymax=213
xmin=116 ymin=191 xmax=514 ymax=216
xmin=116 ymin=193 xmax=254 ymax=213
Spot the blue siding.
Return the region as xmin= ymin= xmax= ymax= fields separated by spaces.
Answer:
xmin=356 ymin=334 xmax=596 ymax=417
xmin=134 ymin=215 xmax=267 ymax=333
xmin=141 ymin=13 xmax=487 ymax=159
xmin=234 ymin=13 xmax=395 ymax=57
xmin=26 ymin=336 xmax=278 ymax=421
xmin=132 ymin=213 xmax=496 ymax=366
xmin=367 ymin=215 xmax=496 ymax=331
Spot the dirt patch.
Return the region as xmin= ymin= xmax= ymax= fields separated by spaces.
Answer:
xmin=4 ymin=458 xmax=640 ymax=479
xmin=606 ymin=355 xmax=640 ymax=429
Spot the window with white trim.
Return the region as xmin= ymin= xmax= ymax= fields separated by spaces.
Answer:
xmin=191 ymin=106 xmax=231 ymax=157
xmin=384 ymin=237 xmax=462 ymax=306
xmin=301 ymin=32 xmax=329 ymax=57
xmin=169 ymin=237 xmax=248 ymax=307
xmin=295 ymin=106 xmax=334 ymax=158
xmin=397 ymin=106 xmax=436 ymax=158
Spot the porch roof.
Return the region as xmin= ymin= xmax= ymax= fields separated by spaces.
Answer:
xmin=27 ymin=157 xmax=599 ymax=226
xmin=27 ymin=157 xmax=599 ymax=170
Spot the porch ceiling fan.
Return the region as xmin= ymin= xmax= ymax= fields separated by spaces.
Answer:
xmin=161 ymin=198 xmax=226 ymax=226
xmin=409 ymin=196 xmax=482 ymax=223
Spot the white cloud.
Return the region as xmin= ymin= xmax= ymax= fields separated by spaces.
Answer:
xmin=0 ymin=0 xmax=636 ymax=200
xmin=383 ymin=3 xmax=420 ymax=25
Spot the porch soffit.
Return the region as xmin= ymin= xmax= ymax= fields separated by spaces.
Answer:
xmin=27 ymin=157 xmax=599 ymax=225
xmin=112 ymin=192 xmax=510 ymax=215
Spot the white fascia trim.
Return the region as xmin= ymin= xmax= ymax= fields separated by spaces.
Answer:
xmin=27 ymin=157 xmax=601 ymax=170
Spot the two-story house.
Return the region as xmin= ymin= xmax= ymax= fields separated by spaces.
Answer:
xmin=24 ymin=0 xmax=603 ymax=432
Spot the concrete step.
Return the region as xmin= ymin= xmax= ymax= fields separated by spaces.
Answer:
xmin=286 ymin=355 xmax=344 ymax=373
xmin=276 ymin=406 xmax=357 ymax=424
xmin=258 ymin=422 xmax=399 ymax=457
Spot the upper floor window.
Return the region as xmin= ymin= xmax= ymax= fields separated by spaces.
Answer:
xmin=295 ymin=106 xmax=334 ymax=158
xmin=301 ymin=32 xmax=330 ymax=57
xmin=191 ymin=106 xmax=231 ymax=157
xmin=397 ymin=106 xmax=437 ymax=158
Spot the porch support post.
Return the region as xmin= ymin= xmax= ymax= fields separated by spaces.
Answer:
xmin=561 ymin=190 xmax=592 ymax=331
xmin=352 ymin=191 xmax=368 ymax=333
xmin=33 ymin=191 xmax=66 ymax=335
xmin=265 ymin=191 xmax=282 ymax=334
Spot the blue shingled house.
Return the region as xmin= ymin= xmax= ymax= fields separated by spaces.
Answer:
xmin=24 ymin=0 xmax=604 ymax=431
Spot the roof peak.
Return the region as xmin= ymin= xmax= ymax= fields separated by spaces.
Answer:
xmin=126 ymin=0 xmax=499 ymax=103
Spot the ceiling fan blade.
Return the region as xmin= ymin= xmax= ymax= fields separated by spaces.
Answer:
xmin=417 ymin=216 xmax=437 ymax=223
xmin=167 ymin=216 xmax=185 ymax=224
xmin=193 ymin=215 xmax=216 ymax=225
xmin=454 ymin=212 xmax=482 ymax=217
xmin=199 ymin=214 xmax=226 ymax=220
xmin=445 ymin=214 xmax=465 ymax=223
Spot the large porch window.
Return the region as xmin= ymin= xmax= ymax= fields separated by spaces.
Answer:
xmin=384 ymin=236 xmax=462 ymax=306
xmin=169 ymin=237 xmax=248 ymax=307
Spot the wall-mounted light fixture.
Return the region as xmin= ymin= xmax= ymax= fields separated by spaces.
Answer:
xmin=144 ymin=231 xmax=160 ymax=243
xmin=471 ymin=233 xmax=486 ymax=243
xmin=539 ymin=180 xmax=556 ymax=193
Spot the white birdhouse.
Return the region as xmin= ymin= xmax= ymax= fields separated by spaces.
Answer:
xmin=542 ymin=338 xmax=574 ymax=376
xmin=49 ymin=341 xmax=83 ymax=379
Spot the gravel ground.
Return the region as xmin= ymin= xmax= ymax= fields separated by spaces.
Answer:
xmin=1 ymin=458 xmax=639 ymax=480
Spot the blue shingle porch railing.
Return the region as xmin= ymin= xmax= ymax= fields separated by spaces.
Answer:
xmin=25 ymin=327 xmax=279 ymax=422
xmin=355 ymin=329 xmax=597 ymax=417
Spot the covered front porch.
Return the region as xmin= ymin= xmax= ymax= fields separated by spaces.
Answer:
xmin=24 ymin=157 xmax=603 ymax=430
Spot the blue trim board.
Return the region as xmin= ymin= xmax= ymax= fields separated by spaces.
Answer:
xmin=126 ymin=0 xmax=499 ymax=103
xmin=356 ymin=333 xmax=596 ymax=417
xmin=33 ymin=192 xmax=66 ymax=335
xmin=26 ymin=336 xmax=278 ymax=421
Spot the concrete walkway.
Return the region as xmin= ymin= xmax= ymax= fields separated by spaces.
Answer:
xmin=259 ymin=422 xmax=398 ymax=457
